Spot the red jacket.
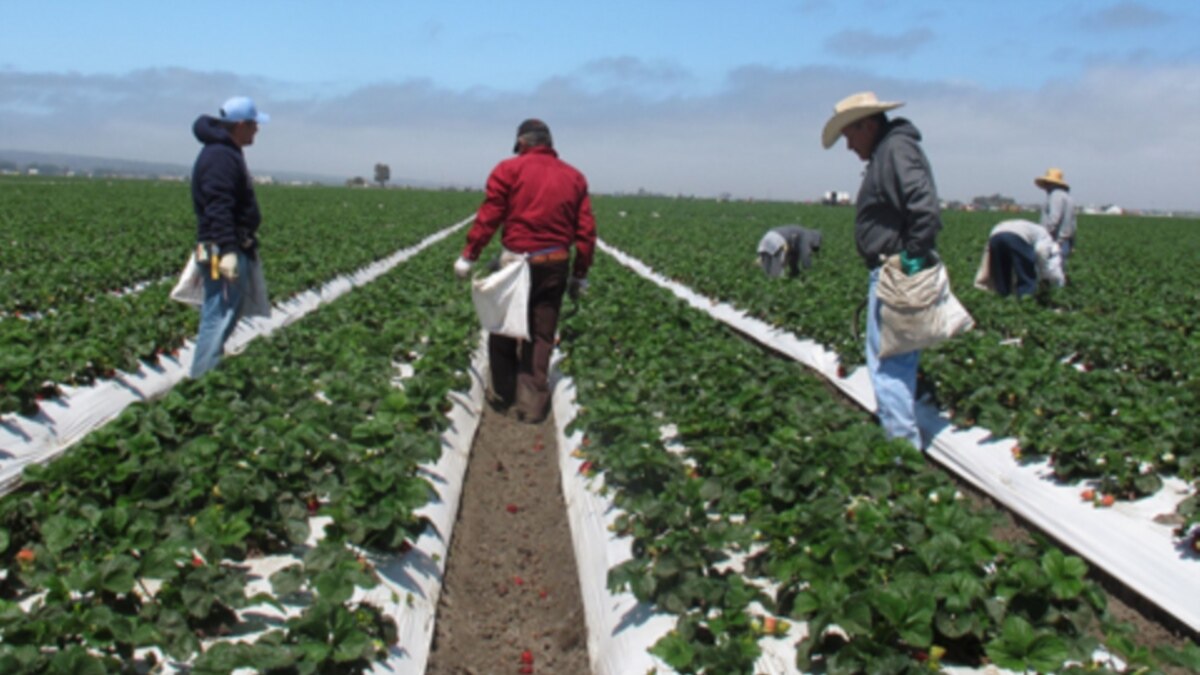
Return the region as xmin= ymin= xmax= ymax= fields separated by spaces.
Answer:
xmin=462 ymin=146 xmax=597 ymax=279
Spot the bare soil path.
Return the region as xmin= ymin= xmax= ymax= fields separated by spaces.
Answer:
xmin=426 ymin=406 xmax=590 ymax=675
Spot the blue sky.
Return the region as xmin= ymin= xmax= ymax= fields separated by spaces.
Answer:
xmin=3 ymin=0 xmax=1199 ymax=211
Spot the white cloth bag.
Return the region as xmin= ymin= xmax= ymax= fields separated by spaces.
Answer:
xmin=169 ymin=253 xmax=205 ymax=306
xmin=169 ymin=252 xmax=271 ymax=319
xmin=471 ymin=252 xmax=531 ymax=340
xmin=876 ymin=255 xmax=974 ymax=358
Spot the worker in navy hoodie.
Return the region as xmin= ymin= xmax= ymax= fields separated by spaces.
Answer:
xmin=189 ymin=96 xmax=268 ymax=378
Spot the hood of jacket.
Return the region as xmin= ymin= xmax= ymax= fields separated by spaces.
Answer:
xmin=873 ymin=117 xmax=921 ymax=155
xmin=192 ymin=115 xmax=239 ymax=148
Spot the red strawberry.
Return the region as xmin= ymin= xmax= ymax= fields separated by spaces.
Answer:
xmin=506 ymin=503 xmax=519 ymax=514
xmin=1100 ymin=494 xmax=1115 ymax=507
xmin=306 ymin=497 xmax=320 ymax=515
xmin=538 ymin=589 xmax=549 ymax=599
xmin=1080 ymin=488 xmax=1095 ymax=502
xmin=192 ymin=554 xmax=204 ymax=567
xmin=521 ymin=649 xmax=534 ymax=664
xmin=519 ymin=666 xmax=533 ymax=675
xmin=15 ymin=548 xmax=35 ymax=565
xmin=513 ymin=576 xmax=524 ymax=586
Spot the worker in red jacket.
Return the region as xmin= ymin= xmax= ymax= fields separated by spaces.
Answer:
xmin=455 ymin=119 xmax=597 ymax=424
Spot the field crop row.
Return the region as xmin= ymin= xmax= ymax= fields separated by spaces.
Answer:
xmin=0 ymin=232 xmax=477 ymax=671
xmin=562 ymin=251 xmax=1199 ymax=673
xmin=0 ymin=178 xmax=479 ymax=415
xmin=590 ymin=197 xmax=1200 ymax=530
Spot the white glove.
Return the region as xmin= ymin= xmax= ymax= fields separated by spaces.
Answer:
xmin=453 ymin=256 xmax=473 ymax=280
xmin=218 ymin=252 xmax=239 ymax=281
xmin=567 ymin=277 xmax=589 ymax=300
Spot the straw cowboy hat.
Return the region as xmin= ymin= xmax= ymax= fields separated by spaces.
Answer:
xmin=821 ymin=91 xmax=904 ymax=149
xmin=1035 ymin=168 xmax=1069 ymax=190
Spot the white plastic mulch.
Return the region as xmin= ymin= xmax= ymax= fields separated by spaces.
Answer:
xmin=596 ymin=239 xmax=1198 ymax=638
xmin=0 ymin=218 xmax=472 ymax=496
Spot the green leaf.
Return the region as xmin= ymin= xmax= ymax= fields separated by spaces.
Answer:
xmin=47 ymin=646 xmax=108 ymax=675
xmin=650 ymin=630 xmax=696 ymax=669
xmin=98 ymin=555 xmax=138 ymax=594
xmin=333 ymin=628 xmax=373 ymax=663
xmin=1041 ymin=549 xmax=1087 ymax=600
xmin=270 ymin=564 xmax=306 ymax=597
xmin=42 ymin=514 xmax=86 ymax=556
xmin=985 ymin=616 xmax=1068 ymax=673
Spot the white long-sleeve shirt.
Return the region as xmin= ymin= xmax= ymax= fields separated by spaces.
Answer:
xmin=991 ymin=219 xmax=1065 ymax=286
xmin=1040 ymin=189 xmax=1076 ymax=242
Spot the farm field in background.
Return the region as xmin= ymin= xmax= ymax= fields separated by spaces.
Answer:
xmin=0 ymin=178 xmax=1196 ymax=671
xmin=0 ymin=224 xmax=479 ymax=671
xmin=564 ymin=249 xmax=1195 ymax=673
xmin=593 ymin=197 xmax=1200 ymax=533
xmin=0 ymin=177 xmax=479 ymax=415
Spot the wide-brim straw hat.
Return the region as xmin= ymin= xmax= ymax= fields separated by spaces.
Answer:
xmin=1034 ymin=168 xmax=1069 ymax=190
xmin=821 ymin=91 xmax=904 ymax=149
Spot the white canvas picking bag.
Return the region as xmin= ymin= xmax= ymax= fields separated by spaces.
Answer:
xmin=170 ymin=252 xmax=271 ymax=319
xmin=471 ymin=254 xmax=531 ymax=340
xmin=876 ymin=254 xmax=974 ymax=358
xmin=169 ymin=253 xmax=205 ymax=306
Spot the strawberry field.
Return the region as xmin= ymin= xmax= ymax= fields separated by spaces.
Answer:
xmin=0 ymin=177 xmax=1197 ymax=673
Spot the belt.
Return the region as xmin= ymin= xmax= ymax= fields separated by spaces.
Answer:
xmin=527 ymin=248 xmax=570 ymax=265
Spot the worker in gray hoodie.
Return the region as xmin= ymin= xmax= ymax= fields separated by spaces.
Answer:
xmin=822 ymin=91 xmax=942 ymax=449
xmin=756 ymin=225 xmax=822 ymax=278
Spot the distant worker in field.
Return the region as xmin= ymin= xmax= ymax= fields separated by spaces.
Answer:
xmin=974 ymin=219 xmax=1064 ymax=298
xmin=756 ymin=225 xmax=822 ymax=278
xmin=454 ymin=119 xmax=597 ymax=424
xmin=1035 ymin=168 xmax=1076 ymax=278
xmin=823 ymin=91 xmax=942 ymax=449
xmin=188 ymin=96 xmax=269 ymax=378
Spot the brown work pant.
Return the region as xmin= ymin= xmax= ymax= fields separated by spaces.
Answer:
xmin=487 ymin=259 xmax=569 ymax=422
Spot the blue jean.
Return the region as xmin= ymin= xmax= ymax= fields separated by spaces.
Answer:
xmin=988 ymin=232 xmax=1038 ymax=297
xmin=190 ymin=251 xmax=250 ymax=378
xmin=866 ymin=267 xmax=922 ymax=448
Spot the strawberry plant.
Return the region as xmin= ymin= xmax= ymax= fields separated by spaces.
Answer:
xmin=593 ymin=195 xmax=1200 ymax=543
xmin=561 ymin=249 xmax=1170 ymax=673
xmin=0 ymin=230 xmax=477 ymax=668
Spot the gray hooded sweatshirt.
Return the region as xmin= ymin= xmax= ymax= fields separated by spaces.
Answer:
xmin=853 ymin=118 xmax=942 ymax=269
xmin=758 ymin=225 xmax=822 ymax=277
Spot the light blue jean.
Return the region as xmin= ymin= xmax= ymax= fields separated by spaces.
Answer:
xmin=866 ymin=267 xmax=922 ymax=449
xmin=190 ymin=251 xmax=249 ymax=378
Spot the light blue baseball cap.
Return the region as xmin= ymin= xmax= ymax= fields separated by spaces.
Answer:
xmin=218 ymin=96 xmax=270 ymax=124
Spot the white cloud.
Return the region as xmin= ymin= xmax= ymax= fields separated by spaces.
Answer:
xmin=1080 ymin=1 xmax=1171 ymax=31
xmin=824 ymin=28 xmax=935 ymax=59
xmin=1 ymin=61 xmax=1198 ymax=211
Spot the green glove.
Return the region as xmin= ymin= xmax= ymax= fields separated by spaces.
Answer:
xmin=900 ymin=251 xmax=926 ymax=275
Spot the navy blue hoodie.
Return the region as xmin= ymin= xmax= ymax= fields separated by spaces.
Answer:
xmin=191 ymin=115 xmax=261 ymax=256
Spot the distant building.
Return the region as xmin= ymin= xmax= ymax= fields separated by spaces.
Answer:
xmin=822 ymin=190 xmax=850 ymax=206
